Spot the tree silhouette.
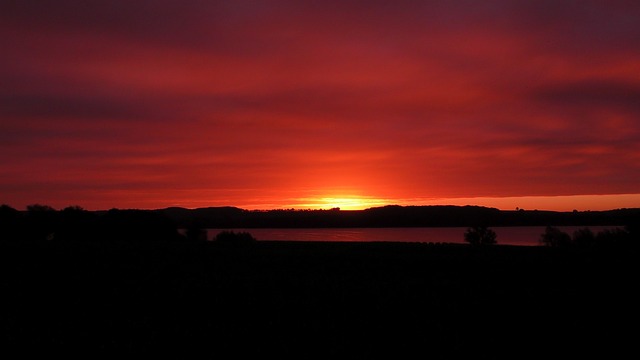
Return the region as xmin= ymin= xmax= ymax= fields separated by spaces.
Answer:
xmin=595 ymin=227 xmax=631 ymax=247
xmin=25 ymin=204 xmax=58 ymax=241
xmin=572 ymin=228 xmax=596 ymax=248
xmin=186 ymin=226 xmax=208 ymax=242
xmin=56 ymin=205 xmax=97 ymax=242
xmin=539 ymin=226 xmax=571 ymax=247
xmin=463 ymin=226 xmax=497 ymax=245
xmin=214 ymin=230 xmax=256 ymax=245
xmin=95 ymin=209 xmax=182 ymax=243
xmin=0 ymin=204 xmax=20 ymax=241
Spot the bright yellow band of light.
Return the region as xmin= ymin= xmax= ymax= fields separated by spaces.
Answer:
xmin=284 ymin=194 xmax=640 ymax=212
xmin=294 ymin=196 xmax=392 ymax=210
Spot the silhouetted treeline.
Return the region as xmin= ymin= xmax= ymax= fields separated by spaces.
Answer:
xmin=2 ymin=204 xmax=639 ymax=244
xmin=540 ymin=225 xmax=639 ymax=249
xmin=159 ymin=205 xmax=640 ymax=229
xmin=0 ymin=204 xmax=183 ymax=243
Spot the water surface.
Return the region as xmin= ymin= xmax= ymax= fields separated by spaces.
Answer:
xmin=204 ymin=226 xmax=621 ymax=246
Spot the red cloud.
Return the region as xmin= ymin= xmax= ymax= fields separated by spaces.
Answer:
xmin=1 ymin=1 xmax=639 ymax=210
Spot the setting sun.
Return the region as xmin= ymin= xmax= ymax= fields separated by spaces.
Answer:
xmin=296 ymin=196 xmax=391 ymax=210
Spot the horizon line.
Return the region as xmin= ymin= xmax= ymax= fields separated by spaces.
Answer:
xmin=6 ymin=203 xmax=640 ymax=213
xmin=4 ymin=193 xmax=639 ymax=213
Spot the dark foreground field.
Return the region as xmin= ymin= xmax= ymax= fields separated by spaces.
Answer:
xmin=1 ymin=240 xmax=638 ymax=358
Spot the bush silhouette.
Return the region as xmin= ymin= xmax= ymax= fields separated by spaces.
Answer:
xmin=463 ymin=226 xmax=497 ymax=245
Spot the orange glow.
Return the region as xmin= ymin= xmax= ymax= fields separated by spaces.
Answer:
xmin=1 ymin=2 xmax=639 ymax=212
xmin=294 ymin=196 xmax=392 ymax=210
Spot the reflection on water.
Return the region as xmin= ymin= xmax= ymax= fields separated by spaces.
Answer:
xmin=203 ymin=226 xmax=622 ymax=246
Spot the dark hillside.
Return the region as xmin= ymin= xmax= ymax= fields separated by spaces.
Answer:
xmin=160 ymin=205 xmax=640 ymax=228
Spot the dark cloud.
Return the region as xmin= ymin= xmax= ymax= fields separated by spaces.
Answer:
xmin=4 ymin=0 xmax=637 ymax=56
xmin=512 ymin=0 xmax=640 ymax=48
xmin=0 ymin=1 xmax=297 ymax=56
xmin=0 ymin=93 xmax=148 ymax=120
xmin=532 ymin=80 xmax=640 ymax=113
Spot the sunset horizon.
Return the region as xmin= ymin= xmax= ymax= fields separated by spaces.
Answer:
xmin=2 ymin=2 xmax=638 ymax=355
xmin=2 ymin=1 xmax=639 ymax=215
xmin=4 ymin=193 xmax=640 ymax=213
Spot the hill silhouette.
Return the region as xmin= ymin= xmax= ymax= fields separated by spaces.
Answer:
xmin=158 ymin=205 xmax=640 ymax=229
xmin=3 ymin=204 xmax=638 ymax=241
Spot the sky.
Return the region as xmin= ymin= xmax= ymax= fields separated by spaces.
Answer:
xmin=1 ymin=0 xmax=639 ymax=211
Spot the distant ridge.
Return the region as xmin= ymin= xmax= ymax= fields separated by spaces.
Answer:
xmin=7 ymin=204 xmax=638 ymax=228
xmin=156 ymin=205 xmax=640 ymax=228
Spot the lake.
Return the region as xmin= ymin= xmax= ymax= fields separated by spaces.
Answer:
xmin=201 ymin=226 xmax=622 ymax=246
